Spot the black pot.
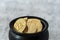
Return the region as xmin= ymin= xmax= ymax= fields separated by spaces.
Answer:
xmin=9 ymin=16 xmax=49 ymax=40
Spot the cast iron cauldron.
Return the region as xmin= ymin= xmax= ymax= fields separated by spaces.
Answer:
xmin=9 ymin=16 xmax=49 ymax=40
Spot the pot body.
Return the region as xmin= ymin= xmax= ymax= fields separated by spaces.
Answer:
xmin=9 ymin=16 xmax=49 ymax=40
xmin=9 ymin=30 xmax=49 ymax=40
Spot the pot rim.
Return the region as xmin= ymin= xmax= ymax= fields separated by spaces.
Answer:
xmin=9 ymin=16 xmax=49 ymax=36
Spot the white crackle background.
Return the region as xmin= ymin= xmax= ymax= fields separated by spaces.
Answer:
xmin=0 ymin=0 xmax=60 ymax=40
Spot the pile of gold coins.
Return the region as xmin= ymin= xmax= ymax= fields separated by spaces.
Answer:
xmin=14 ymin=17 xmax=43 ymax=33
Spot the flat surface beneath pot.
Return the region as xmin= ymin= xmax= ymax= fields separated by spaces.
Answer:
xmin=0 ymin=0 xmax=60 ymax=40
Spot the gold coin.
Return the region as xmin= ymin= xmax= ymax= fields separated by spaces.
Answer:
xmin=14 ymin=17 xmax=27 ymax=33
xmin=27 ymin=19 xmax=42 ymax=33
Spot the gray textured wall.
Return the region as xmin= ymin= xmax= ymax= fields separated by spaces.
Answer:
xmin=0 ymin=0 xmax=60 ymax=40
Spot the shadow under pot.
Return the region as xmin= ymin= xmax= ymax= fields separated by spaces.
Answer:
xmin=9 ymin=16 xmax=49 ymax=40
